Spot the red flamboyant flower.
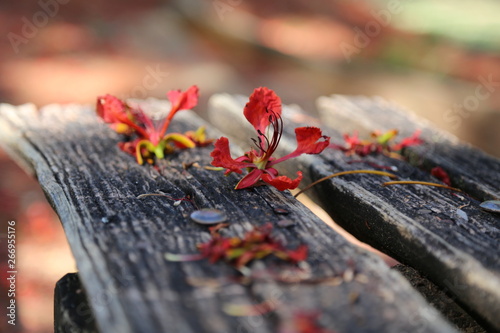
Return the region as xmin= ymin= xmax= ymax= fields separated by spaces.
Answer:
xmin=390 ymin=130 xmax=423 ymax=151
xmin=210 ymin=87 xmax=330 ymax=190
xmin=197 ymin=223 xmax=308 ymax=269
xmin=97 ymin=85 xmax=200 ymax=164
xmin=431 ymin=166 xmax=451 ymax=186
xmin=331 ymin=129 xmax=423 ymax=158
xmin=279 ymin=311 xmax=336 ymax=333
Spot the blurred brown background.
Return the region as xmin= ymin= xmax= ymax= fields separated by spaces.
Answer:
xmin=0 ymin=0 xmax=499 ymax=331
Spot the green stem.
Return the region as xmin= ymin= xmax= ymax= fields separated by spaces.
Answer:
xmin=154 ymin=142 xmax=165 ymax=159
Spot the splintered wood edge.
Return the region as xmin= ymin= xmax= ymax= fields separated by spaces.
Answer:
xmin=0 ymin=103 xmax=132 ymax=332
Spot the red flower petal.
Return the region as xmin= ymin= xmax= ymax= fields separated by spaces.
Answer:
xmin=244 ymin=87 xmax=282 ymax=135
xmin=294 ymin=127 xmax=330 ymax=154
xmin=343 ymin=132 xmax=360 ymax=148
xmin=160 ymin=85 xmax=199 ymax=137
xmin=97 ymin=94 xmax=127 ymax=123
xmin=261 ymin=171 xmax=303 ymax=191
xmin=198 ymin=224 xmax=308 ymax=269
xmin=391 ymin=130 xmax=423 ymax=151
xmin=235 ymin=169 xmax=264 ymax=189
xmin=431 ymin=166 xmax=451 ymax=186
xmin=286 ymin=244 xmax=308 ymax=263
xmin=210 ymin=137 xmax=252 ymax=174
xmin=167 ymin=85 xmax=199 ymax=112
xmin=272 ymin=127 xmax=330 ymax=165
xmin=118 ymin=140 xmax=139 ymax=155
xmin=235 ymin=251 xmax=258 ymax=268
xmin=97 ymin=95 xmax=149 ymax=138
xmin=282 ymin=311 xmax=334 ymax=333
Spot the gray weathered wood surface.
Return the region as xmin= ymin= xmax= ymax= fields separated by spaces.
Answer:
xmin=316 ymin=95 xmax=500 ymax=201
xmin=392 ymin=264 xmax=486 ymax=333
xmin=0 ymin=101 xmax=457 ymax=333
xmin=208 ymin=94 xmax=500 ymax=331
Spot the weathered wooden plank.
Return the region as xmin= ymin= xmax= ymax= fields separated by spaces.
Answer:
xmin=0 ymin=101 xmax=457 ymax=333
xmin=315 ymin=95 xmax=500 ymax=330
xmin=316 ymin=95 xmax=500 ymax=201
xmin=392 ymin=265 xmax=487 ymax=333
xmin=207 ymin=94 xmax=500 ymax=331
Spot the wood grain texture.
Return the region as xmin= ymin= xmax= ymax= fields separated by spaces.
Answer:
xmin=0 ymin=101 xmax=457 ymax=333
xmin=207 ymin=94 xmax=500 ymax=331
xmin=316 ymin=95 xmax=500 ymax=201
xmin=392 ymin=265 xmax=486 ymax=333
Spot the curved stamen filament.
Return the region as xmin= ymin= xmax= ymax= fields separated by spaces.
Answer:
xmin=257 ymin=129 xmax=270 ymax=153
xmin=264 ymin=110 xmax=283 ymax=157
xmin=251 ymin=138 xmax=261 ymax=152
xmin=248 ymin=108 xmax=284 ymax=165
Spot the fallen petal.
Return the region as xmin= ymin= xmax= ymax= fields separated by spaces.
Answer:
xmin=235 ymin=169 xmax=264 ymax=189
xmin=261 ymin=171 xmax=303 ymax=191
xmin=271 ymin=127 xmax=330 ymax=165
xmin=210 ymin=137 xmax=251 ymax=174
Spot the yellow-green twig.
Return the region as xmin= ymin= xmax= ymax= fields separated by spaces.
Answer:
xmin=294 ymin=170 xmax=398 ymax=198
xmin=382 ymin=180 xmax=463 ymax=193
